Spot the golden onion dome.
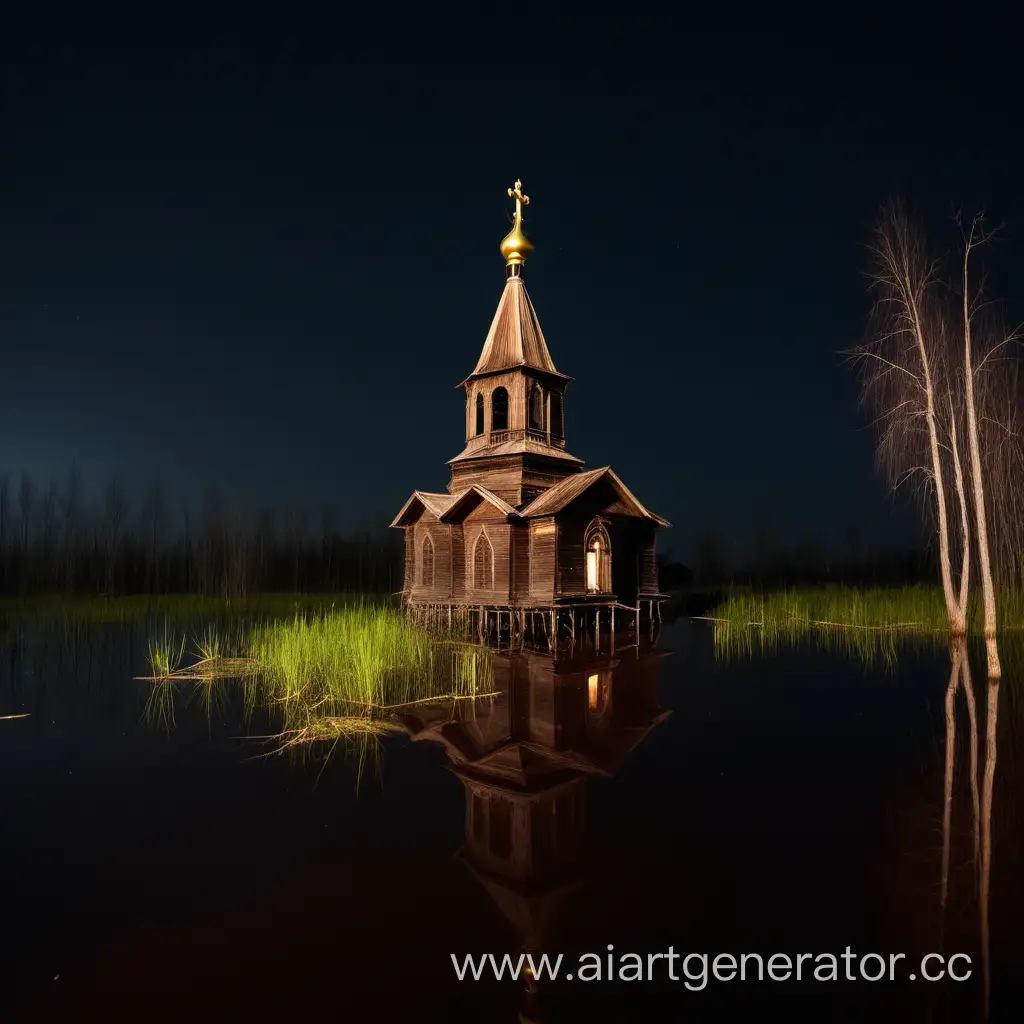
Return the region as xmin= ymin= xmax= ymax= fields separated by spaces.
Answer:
xmin=501 ymin=179 xmax=534 ymax=267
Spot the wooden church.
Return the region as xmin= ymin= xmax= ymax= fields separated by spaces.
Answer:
xmin=391 ymin=181 xmax=669 ymax=637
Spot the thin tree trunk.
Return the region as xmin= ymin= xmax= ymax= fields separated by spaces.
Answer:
xmin=948 ymin=392 xmax=971 ymax=626
xmin=902 ymin=262 xmax=964 ymax=633
xmin=962 ymin=224 xmax=1001 ymax=677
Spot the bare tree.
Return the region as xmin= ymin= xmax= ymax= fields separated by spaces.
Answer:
xmin=224 ymin=499 xmax=250 ymax=599
xmin=852 ymin=201 xmax=970 ymax=633
xmin=286 ymin=503 xmax=308 ymax=593
xmin=59 ymin=468 xmax=83 ymax=592
xmin=254 ymin=506 xmax=276 ymax=591
xmin=18 ymin=472 xmax=35 ymax=552
xmin=957 ymin=214 xmax=1024 ymax=679
xmin=140 ymin=479 xmax=168 ymax=593
xmin=101 ymin=474 xmax=129 ymax=594
xmin=0 ymin=475 xmax=9 ymax=587
xmin=39 ymin=481 xmax=58 ymax=589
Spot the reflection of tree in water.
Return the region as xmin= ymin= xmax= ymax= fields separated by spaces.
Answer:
xmin=395 ymin=644 xmax=670 ymax=1022
xmin=939 ymin=640 xmax=1002 ymax=1022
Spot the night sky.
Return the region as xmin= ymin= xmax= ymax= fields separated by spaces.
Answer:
xmin=3 ymin=13 xmax=1023 ymax=563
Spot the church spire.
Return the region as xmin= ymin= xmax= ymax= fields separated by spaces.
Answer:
xmin=499 ymin=179 xmax=534 ymax=277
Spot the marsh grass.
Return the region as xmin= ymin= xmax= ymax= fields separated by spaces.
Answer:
xmin=194 ymin=623 xmax=223 ymax=663
xmin=1 ymin=591 xmax=393 ymax=628
xmin=142 ymin=602 xmax=494 ymax=768
xmin=707 ymin=585 xmax=1024 ymax=664
xmin=246 ymin=605 xmax=490 ymax=708
xmin=147 ymin=622 xmax=187 ymax=678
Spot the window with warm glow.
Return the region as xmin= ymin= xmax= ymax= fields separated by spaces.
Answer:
xmin=588 ymin=672 xmax=599 ymax=709
xmin=584 ymin=522 xmax=611 ymax=593
xmin=586 ymin=539 xmax=601 ymax=591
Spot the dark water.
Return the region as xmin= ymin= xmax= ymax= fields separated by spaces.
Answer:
xmin=1 ymin=619 xmax=1020 ymax=1022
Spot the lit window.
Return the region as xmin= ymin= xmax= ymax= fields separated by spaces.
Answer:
xmin=585 ymin=524 xmax=611 ymax=593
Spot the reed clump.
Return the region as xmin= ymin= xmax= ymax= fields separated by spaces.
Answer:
xmin=141 ymin=602 xmax=494 ymax=758
xmin=706 ymin=585 xmax=1024 ymax=663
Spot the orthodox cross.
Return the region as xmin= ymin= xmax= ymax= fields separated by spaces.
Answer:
xmin=508 ymin=179 xmax=530 ymax=220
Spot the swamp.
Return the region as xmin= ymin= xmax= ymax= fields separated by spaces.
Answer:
xmin=2 ymin=594 xmax=1021 ymax=1022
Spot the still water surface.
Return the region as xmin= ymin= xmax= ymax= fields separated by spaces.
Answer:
xmin=1 ymin=618 xmax=1019 ymax=1022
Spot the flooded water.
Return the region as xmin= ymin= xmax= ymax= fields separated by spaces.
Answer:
xmin=1 ymin=618 xmax=1020 ymax=1022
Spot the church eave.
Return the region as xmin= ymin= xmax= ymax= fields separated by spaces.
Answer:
xmin=455 ymin=364 xmax=573 ymax=389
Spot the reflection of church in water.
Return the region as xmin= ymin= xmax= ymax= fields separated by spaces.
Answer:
xmin=396 ymin=645 xmax=670 ymax=1023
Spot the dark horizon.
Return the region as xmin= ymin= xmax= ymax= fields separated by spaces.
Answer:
xmin=5 ymin=13 xmax=1024 ymax=566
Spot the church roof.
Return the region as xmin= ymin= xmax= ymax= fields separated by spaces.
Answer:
xmin=389 ymin=485 xmax=519 ymax=528
xmin=519 ymin=466 xmax=671 ymax=525
xmin=438 ymin=485 xmax=520 ymax=521
xmin=461 ymin=276 xmax=570 ymax=384
xmin=447 ymin=435 xmax=585 ymax=466
xmin=388 ymin=490 xmax=459 ymax=527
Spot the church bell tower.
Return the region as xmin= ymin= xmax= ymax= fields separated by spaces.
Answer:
xmin=448 ymin=180 xmax=585 ymax=509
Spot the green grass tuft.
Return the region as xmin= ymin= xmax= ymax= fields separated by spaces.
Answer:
xmin=707 ymin=584 xmax=1024 ymax=664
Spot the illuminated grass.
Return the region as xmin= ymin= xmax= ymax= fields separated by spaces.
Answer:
xmin=245 ymin=604 xmax=489 ymax=708
xmin=147 ymin=622 xmax=187 ymax=677
xmin=706 ymin=585 xmax=1024 ymax=663
xmin=142 ymin=603 xmax=495 ymax=769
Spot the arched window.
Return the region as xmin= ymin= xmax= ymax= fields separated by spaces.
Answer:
xmin=421 ymin=534 xmax=434 ymax=587
xmin=585 ymin=521 xmax=612 ymax=593
xmin=549 ymin=391 xmax=563 ymax=438
xmin=474 ymin=392 xmax=484 ymax=436
xmin=528 ymin=384 xmax=544 ymax=431
xmin=474 ymin=532 xmax=493 ymax=589
xmin=491 ymin=387 xmax=509 ymax=431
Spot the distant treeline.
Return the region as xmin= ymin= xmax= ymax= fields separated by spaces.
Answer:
xmin=0 ymin=471 xmax=402 ymax=597
xmin=0 ymin=470 xmax=938 ymax=600
xmin=659 ymin=533 xmax=936 ymax=590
